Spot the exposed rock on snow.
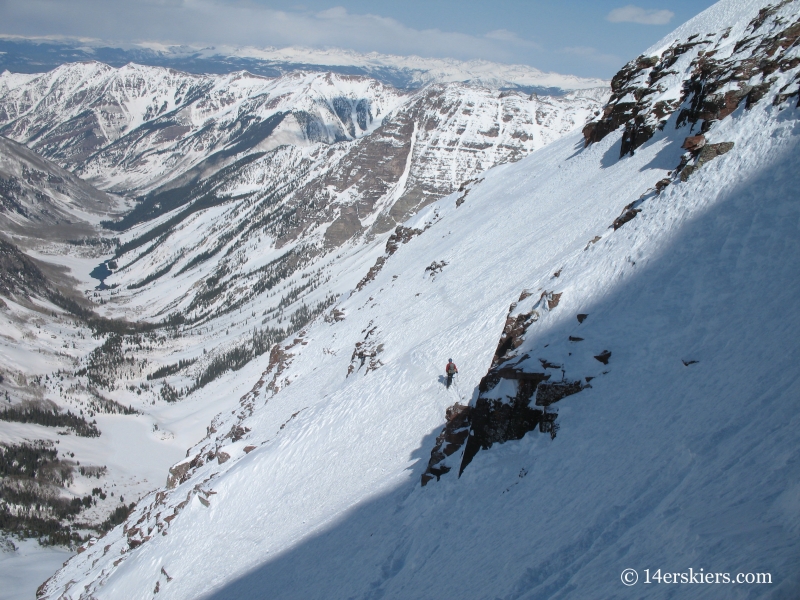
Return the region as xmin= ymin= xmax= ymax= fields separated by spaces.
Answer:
xmin=679 ymin=140 xmax=735 ymax=180
xmin=420 ymin=403 xmax=470 ymax=485
xmin=583 ymin=5 xmax=800 ymax=159
xmin=354 ymin=225 xmax=424 ymax=293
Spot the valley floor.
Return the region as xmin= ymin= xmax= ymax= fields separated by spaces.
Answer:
xmin=0 ymin=539 xmax=72 ymax=600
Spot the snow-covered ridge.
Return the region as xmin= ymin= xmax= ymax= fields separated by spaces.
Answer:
xmin=0 ymin=35 xmax=608 ymax=93
xmin=584 ymin=0 xmax=800 ymax=158
xmin=34 ymin=1 xmax=800 ymax=598
xmin=195 ymin=44 xmax=609 ymax=91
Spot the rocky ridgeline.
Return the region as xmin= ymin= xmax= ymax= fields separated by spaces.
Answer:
xmin=584 ymin=2 xmax=799 ymax=159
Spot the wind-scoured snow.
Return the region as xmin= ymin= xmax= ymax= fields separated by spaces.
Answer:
xmin=36 ymin=1 xmax=800 ymax=598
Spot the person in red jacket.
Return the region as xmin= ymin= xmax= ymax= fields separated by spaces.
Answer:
xmin=445 ymin=358 xmax=458 ymax=388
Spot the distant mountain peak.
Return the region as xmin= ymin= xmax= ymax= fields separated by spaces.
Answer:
xmin=0 ymin=35 xmax=608 ymax=94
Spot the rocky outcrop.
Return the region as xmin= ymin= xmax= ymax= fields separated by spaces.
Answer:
xmin=347 ymin=322 xmax=384 ymax=377
xmin=421 ymin=403 xmax=471 ymax=485
xmin=423 ymin=288 xmax=597 ymax=483
xmin=679 ymin=141 xmax=735 ymax=181
xmin=583 ymin=8 xmax=800 ymax=159
xmin=354 ymin=225 xmax=424 ymax=293
xmin=459 ymin=370 xmax=558 ymax=474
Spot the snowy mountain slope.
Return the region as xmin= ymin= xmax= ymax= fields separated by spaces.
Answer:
xmin=37 ymin=1 xmax=800 ymax=598
xmin=0 ymin=42 xmax=607 ymax=599
xmin=0 ymin=135 xmax=124 ymax=237
xmin=8 ymin=69 xmax=603 ymax=342
xmin=0 ymin=36 xmax=608 ymax=93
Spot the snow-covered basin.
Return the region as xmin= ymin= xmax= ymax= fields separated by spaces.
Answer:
xmin=0 ymin=539 xmax=73 ymax=600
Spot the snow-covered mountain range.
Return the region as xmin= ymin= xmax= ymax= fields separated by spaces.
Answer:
xmin=0 ymin=37 xmax=608 ymax=599
xmin=0 ymin=62 xmax=606 ymax=331
xmin=1 ymin=0 xmax=799 ymax=598
xmin=0 ymin=36 xmax=608 ymax=94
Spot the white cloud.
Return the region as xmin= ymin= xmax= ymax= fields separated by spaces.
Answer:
xmin=0 ymin=0 xmax=540 ymax=63
xmin=484 ymin=29 xmax=540 ymax=49
xmin=606 ymin=5 xmax=674 ymax=26
xmin=561 ymin=46 xmax=620 ymax=66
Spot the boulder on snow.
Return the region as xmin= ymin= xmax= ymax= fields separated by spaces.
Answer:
xmin=681 ymin=134 xmax=706 ymax=153
xmin=680 ymin=142 xmax=735 ymax=181
xmin=698 ymin=142 xmax=734 ymax=164
xmin=594 ymin=350 xmax=612 ymax=365
xmin=613 ymin=205 xmax=640 ymax=230
xmin=167 ymin=461 xmax=192 ymax=489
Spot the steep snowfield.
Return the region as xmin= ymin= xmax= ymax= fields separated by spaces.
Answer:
xmin=37 ymin=1 xmax=800 ymax=598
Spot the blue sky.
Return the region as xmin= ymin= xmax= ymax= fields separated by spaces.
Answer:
xmin=0 ymin=0 xmax=717 ymax=78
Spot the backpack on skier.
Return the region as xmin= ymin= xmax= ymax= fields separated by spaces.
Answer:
xmin=445 ymin=359 xmax=458 ymax=388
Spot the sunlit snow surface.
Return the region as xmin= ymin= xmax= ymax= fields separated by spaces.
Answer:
xmin=35 ymin=0 xmax=800 ymax=597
